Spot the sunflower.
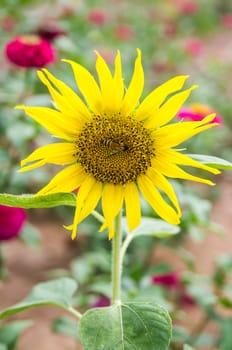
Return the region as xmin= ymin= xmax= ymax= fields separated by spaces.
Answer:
xmin=17 ymin=50 xmax=220 ymax=239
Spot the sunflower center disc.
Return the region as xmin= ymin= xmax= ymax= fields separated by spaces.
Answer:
xmin=76 ymin=114 xmax=154 ymax=185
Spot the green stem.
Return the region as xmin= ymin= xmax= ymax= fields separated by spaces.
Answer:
xmin=111 ymin=211 xmax=123 ymax=304
xmin=91 ymin=210 xmax=105 ymax=224
xmin=120 ymin=233 xmax=134 ymax=265
xmin=67 ymin=306 xmax=83 ymax=320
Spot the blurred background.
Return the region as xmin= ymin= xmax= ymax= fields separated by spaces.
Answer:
xmin=0 ymin=0 xmax=232 ymax=349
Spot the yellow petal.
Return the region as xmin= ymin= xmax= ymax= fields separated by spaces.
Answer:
xmin=152 ymin=158 xmax=216 ymax=186
xmin=37 ymin=164 xmax=86 ymax=195
xmin=137 ymin=174 xmax=180 ymax=225
xmin=121 ymin=49 xmax=144 ymax=116
xmin=16 ymin=106 xmax=78 ymax=141
xmin=146 ymin=167 xmax=181 ymax=215
xmin=78 ymin=180 xmax=103 ymax=223
xmin=20 ymin=143 xmax=76 ymax=172
xmin=101 ymin=183 xmax=124 ymax=239
xmin=124 ymin=182 xmax=141 ymax=231
xmin=95 ymin=52 xmax=115 ymax=112
xmin=144 ymin=85 xmax=198 ymax=129
xmin=113 ymin=51 xmax=124 ymax=109
xmin=40 ymin=69 xmax=91 ymax=121
xmin=158 ymin=149 xmax=220 ymax=175
xmin=19 ymin=160 xmax=46 ymax=172
xmin=153 ymin=114 xmax=218 ymax=148
xmin=136 ymin=75 xmax=189 ymax=121
xmin=37 ymin=71 xmax=84 ymax=131
xmin=71 ymin=175 xmax=98 ymax=239
xmin=62 ymin=59 xmax=102 ymax=114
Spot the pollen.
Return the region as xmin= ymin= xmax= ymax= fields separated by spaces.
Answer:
xmin=76 ymin=114 xmax=154 ymax=185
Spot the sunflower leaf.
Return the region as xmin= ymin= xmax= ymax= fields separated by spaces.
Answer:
xmin=0 ymin=278 xmax=78 ymax=320
xmin=79 ymin=301 xmax=171 ymax=350
xmin=188 ymin=154 xmax=232 ymax=170
xmin=123 ymin=217 xmax=180 ymax=237
xmin=0 ymin=193 xmax=76 ymax=209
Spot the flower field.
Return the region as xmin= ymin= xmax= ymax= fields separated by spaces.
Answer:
xmin=0 ymin=0 xmax=232 ymax=349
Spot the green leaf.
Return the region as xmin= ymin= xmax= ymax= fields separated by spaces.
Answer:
xmin=0 ymin=193 xmax=76 ymax=209
xmin=220 ymin=318 xmax=232 ymax=350
xmin=79 ymin=301 xmax=172 ymax=350
xmin=52 ymin=316 xmax=79 ymax=340
xmin=123 ymin=217 xmax=180 ymax=238
xmin=188 ymin=154 xmax=232 ymax=170
xmin=0 ymin=320 xmax=32 ymax=350
xmin=0 ymin=278 xmax=78 ymax=320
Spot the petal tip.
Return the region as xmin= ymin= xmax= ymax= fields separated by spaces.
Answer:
xmin=15 ymin=105 xmax=25 ymax=110
xmin=136 ymin=48 xmax=142 ymax=58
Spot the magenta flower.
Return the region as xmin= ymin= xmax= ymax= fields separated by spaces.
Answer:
xmin=91 ymin=297 xmax=111 ymax=308
xmin=151 ymin=272 xmax=180 ymax=288
xmin=36 ymin=23 xmax=66 ymax=41
xmin=177 ymin=103 xmax=223 ymax=125
xmin=179 ymin=292 xmax=196 ymax=307
xmin=5 ymin=35 xmax=56 ymax=68
xmin=0 ymin=205 xmax=26 ymax=241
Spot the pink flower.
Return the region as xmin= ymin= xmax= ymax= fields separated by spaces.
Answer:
xmin=0 ymin=205 xmax=26 ymax=241
xmin=183 ymin=38 xmax=203 ymax=56
xmin=87 ymin=9 xmax=109 ymax=26
xmin=177 ymin=103 xmax=223 ymax=124
xmin=1 ymin=15 xmax=16 ymax=32
xmin=176 ymin=0 xmax=199 ymax=15
xmin=114 ymin=25 xmax=134 ymax=40
xmin=91 ymin=296 xmax=111 ymax=308
xmin=5 ymin=35 xmax=56 ymax=68
xmin=151 ymin=272 xmax=180 ymax=288
xmin=220 ymin=14 xmax=232 ymax=29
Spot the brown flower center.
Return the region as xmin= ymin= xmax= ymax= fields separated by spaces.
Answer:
xmin=75 ymin=113 xmax=154 ymax=185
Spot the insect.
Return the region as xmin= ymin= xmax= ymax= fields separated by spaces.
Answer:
xmin=102 ymin=138 xmax=129 ymax=155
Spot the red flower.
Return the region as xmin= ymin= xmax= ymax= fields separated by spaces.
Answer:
xmin=151 ymin=272 xmax=180 ymax=288
xmin=87 ymin=9 xmax=109 ymax=26
xmin=114 ymin=25 xmax=134 ymax=40
xmin=5 ymin=35 xmax=56 ymax=68
xmin=0 ymin=205 xmax=26 ymax=241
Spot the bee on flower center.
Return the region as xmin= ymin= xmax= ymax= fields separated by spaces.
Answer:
xmin=102 ymin=138 xmax=129 ymax=155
